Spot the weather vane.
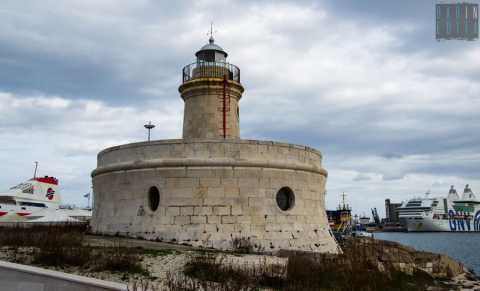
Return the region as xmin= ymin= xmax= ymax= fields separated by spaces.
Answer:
xmin=208 ymin=22 xmax=217 ymax=43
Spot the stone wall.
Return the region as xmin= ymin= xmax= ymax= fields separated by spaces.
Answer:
xmin=91 ymin=139 xmax=338 ymax=253
xmin=179 ymin=78 xmax=244 ymax=139
xmin=96 ymin=139 xmax=324 ymax=171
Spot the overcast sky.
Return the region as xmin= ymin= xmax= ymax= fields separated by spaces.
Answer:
xmin=1 ymin=0 xmax=479 ymax=218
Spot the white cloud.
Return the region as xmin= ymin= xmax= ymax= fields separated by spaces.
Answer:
xmin=0 ymin=92 xmax=182 ymax=206
xmin=0 ymin=0 xmax=479 ymax=216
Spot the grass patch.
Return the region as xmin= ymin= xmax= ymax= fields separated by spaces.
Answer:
xmin=91 ymin=245 xmax=148 ymax=275
xmin=0 ymin=224 xmax=149 ymax=276
xmin=0 ymin=223 xmax=86 ymax=248
xmin=167 ymin=239 xmax=448 ymax=291
xmin=136 ymin=247 xmax=178 ymax=257
xmin=179 ymin=253 xmax=286 ymax=290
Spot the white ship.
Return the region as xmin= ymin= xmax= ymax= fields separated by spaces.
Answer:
xmin=0 ymin=175 xmax=91 ymax=223
xmin=398 ymin=185 xmax=480 ymax=232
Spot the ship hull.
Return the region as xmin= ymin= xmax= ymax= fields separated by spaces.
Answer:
xmin=406 ymin=214 xmax=480 ymax=232
xmin=405 ymin=218 xmax=451 ymax=232
xmin=398 ymin=185 xmax=480 ymax=232
xmin=0 ymin=175 xmax=91 ymax=223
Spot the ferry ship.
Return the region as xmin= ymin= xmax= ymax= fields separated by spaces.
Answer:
xmin=0 ymin=176 xmax=91 ymax=223
xmin=397 ymin=185 xmax=480 ymax=232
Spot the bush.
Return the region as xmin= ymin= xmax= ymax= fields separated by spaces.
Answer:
xmin=0 ymin=224 xmax=148 ymax=275
xmin=92 ymin=245 xmax=148 ymax=275
xmin=168 ymin=239 xmax=441 ymax=291
xmin=33 ymin=245 xmax=91 ymax=267
xmin=231 ymin=237 xmax=254 ymax=254
xmin=0 ymin=224 xmax=86 ymax=248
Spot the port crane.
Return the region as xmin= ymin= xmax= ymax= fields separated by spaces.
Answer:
xmin=371 ymin=207 xmax=381 ymax=226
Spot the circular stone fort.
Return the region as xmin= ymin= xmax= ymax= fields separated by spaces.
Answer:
xmin=91 ymin=36 xmax=338 ymax=253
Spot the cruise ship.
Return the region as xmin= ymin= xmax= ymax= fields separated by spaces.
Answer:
xmin=398 ymin=185 xmax=480 ymax=232
xmin=0 ymin=176 xmax=91 ymax=223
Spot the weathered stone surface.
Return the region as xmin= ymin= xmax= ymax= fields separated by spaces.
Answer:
xmin=91 ymin=140 xmax=337 ymax=253
xmin=180 ymin=79 xmax=244 ymax=139
xmin=91 ymin=46 xmax=336 ymax=253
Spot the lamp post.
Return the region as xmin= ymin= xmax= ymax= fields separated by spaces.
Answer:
xmin=144 ymin=121 xmax=155 ymax=142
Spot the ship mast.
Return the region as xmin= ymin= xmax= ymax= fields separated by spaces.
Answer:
xmin=33 ymin=161 xmax=39 ymax=178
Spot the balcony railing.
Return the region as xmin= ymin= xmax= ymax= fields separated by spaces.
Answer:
xmin=182 ymin=61 xmax=241 ymax=83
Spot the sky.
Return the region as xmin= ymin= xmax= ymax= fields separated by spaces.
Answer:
xmin=0 ymin=0 xmax=479 ymax=218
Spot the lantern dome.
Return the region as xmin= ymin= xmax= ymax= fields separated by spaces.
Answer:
xmin=195 ymin=36 xmax=228 ymax=62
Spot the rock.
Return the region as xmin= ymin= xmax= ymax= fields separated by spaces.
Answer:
xmin=343 ymin=238 xmax=467 ymax=279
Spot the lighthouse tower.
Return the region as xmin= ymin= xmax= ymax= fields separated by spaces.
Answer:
xmin=91 ymin=36 xmax=338 ymax=254
xmin=180 ymin=36 xmax=244 ymax=139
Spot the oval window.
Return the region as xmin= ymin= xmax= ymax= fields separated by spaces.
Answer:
xmin=148 ymin=186 xmax=160 ymax=211
xmin=276 ymin=187 xmax=295 ymax=211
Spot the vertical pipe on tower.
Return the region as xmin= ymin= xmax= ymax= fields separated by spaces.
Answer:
xmin=223 ymin=75 xmax=227 ymax=138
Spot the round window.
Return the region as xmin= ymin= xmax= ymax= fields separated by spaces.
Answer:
xmin=148 ymin=187 xmax=160 ymax=211
xmin=276 ymin=187 xmax=295 ymax=211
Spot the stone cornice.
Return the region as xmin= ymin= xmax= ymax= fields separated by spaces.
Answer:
xmin=91 ymin=159 xmax=328 ymax=178
xmin=97 ymin=139 xmax=323 ymax=158
xmin=178 ymin=78 xmax=244 ymax=101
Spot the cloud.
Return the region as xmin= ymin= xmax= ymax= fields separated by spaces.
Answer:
xmin=0 ymin=92 xmax=182 ymax=205
xmin=353 ymin=173 xmax=373 ymax=182
xmin=0 ymin=0 xmax=479 ymax=216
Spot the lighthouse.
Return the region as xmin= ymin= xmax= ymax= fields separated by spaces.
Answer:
xmin=180 ymin=36 xmax=243 ymax=139
xmin=91 ymin=36 xmax=338 ymax=253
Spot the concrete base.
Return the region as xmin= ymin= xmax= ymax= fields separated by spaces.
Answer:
xmin=91 ymin=139 xmax=339 ymax=253
xmin=0 ymin=260 xmax=126 ymax=291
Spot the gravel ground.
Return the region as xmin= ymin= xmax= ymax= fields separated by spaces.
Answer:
xmin=1 ymin=235 xmax=480 ymax=291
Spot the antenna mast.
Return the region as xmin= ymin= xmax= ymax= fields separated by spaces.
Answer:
xmin=33 ymin=161 xmax=39 ymax=178
xmin=342 ymin=192 xmax=347 ymax=208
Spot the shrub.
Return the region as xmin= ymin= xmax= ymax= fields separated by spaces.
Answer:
xmin=169 ymin=239 xmax=440 ymax=291
xmin=0 ymin=224 xmax=148 ymax=275
xmin=231 ymin=237 xmax=254 ymax=254
xmin=0 ymin=224 xmax=86 ymax=248
xmin=92 ymin=245 xmax=148 ymax=275
xmin=33 ymin=245 xmax=91 ymax=267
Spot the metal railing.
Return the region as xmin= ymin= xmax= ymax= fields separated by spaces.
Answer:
xmin=182 ymin=61 xmax=241 ymax=83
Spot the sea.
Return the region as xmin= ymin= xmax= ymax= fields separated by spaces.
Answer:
xmin=375 ymin=232 xmax=480 ymax=275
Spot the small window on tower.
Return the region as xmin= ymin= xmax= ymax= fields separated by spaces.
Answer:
xmin=148 ymin=186 xmax=160 ymax=211
xmin=276 ymin=187 xmax=295 ymax=211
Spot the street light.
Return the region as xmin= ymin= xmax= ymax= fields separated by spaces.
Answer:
xmin=144 ymin=121 xmax=155 ymax=142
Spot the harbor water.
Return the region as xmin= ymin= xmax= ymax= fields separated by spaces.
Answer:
xmin=375 ymin=232 xmax=480 ymax=275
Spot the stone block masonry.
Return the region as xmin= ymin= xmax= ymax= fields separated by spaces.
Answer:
xmin=91 ymin=38 xmax=338 ymax=254
xmin=91 ymin=139 xmax=338 ymax=253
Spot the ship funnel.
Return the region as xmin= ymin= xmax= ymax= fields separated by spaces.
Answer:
xmin=462 ymin=184 xmax=476 ymax=200
xmin=447 ymin=185 xmax=459 ymax=201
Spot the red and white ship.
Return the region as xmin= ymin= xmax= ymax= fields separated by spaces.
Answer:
xmin=0 ymin=176 xmax=91 ymax=223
